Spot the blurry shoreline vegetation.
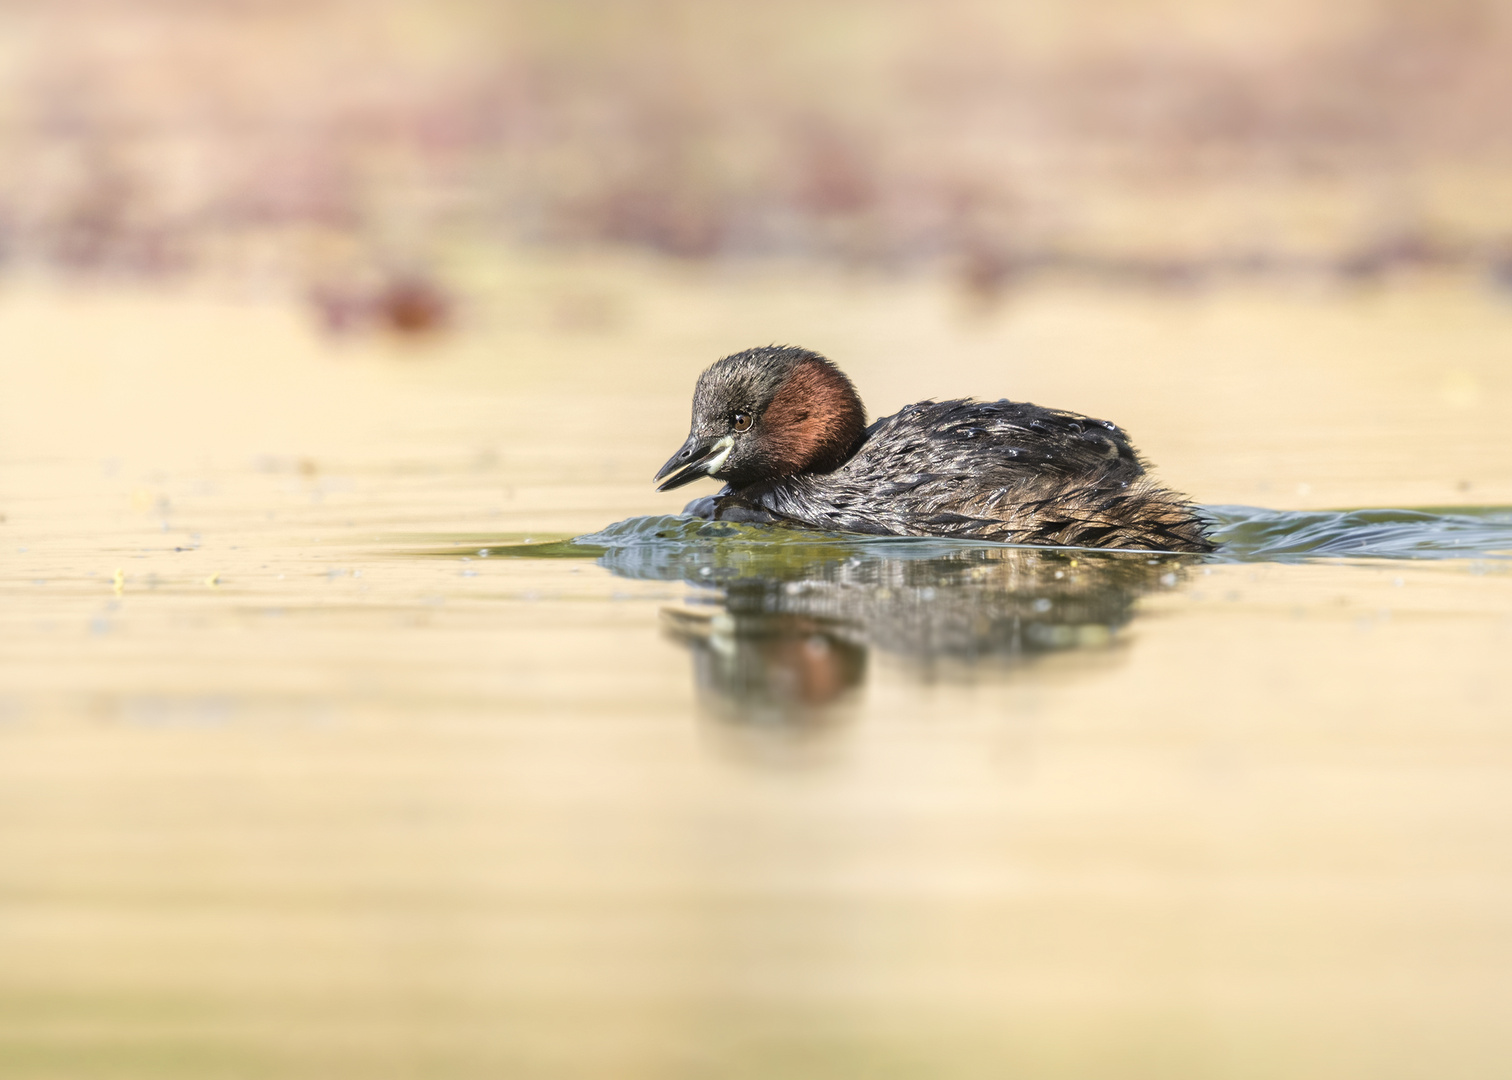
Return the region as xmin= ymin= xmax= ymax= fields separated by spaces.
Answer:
xmin=1 ymin=0 xmax=1510 ymax=311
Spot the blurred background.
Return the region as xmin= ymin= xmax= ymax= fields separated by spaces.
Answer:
xmin=2 ymin=3 xmax=1512 ymax=1079
xmin=3 ymin=0 xmax=1511 ymax=303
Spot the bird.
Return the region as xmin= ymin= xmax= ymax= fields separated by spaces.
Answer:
xmin=654 ymin=345 xmax=1212 ymax=552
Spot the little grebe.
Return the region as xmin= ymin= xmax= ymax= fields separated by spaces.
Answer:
xmin=654 ymin=346 xmax=1212 ymax=552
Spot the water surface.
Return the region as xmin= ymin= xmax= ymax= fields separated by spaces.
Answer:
xmin=2 ymin=280 xmax=1511 ymax=1079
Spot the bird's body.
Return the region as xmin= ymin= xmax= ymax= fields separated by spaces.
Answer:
xmin=656 ymin=347 xmax=1212 ymax=553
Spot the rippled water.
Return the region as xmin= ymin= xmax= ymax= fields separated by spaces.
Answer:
xmin=488 ymin=501 xmax=1512 ymax=563
xmin=423 ymin=505 xmax=1512 ymax=725
xmin=3 ymin=282 xmax=1512 ymax=1079
xmin=1207 ymin=504 xmax=1512 ymax=561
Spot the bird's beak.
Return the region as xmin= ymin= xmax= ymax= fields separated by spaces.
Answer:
xmin=655 ymin=434 xmax=734 ymax=492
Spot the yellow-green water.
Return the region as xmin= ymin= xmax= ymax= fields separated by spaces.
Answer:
xmin=1 ymin=268 xmax=1510 ymax=1078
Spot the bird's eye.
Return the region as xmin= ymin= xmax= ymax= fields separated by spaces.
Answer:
xmin=731 ymin=412 xmax=753 ymax=432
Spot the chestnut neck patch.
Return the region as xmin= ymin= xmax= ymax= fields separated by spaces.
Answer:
xmin=760 ymin=356 xmax=867 ymax=477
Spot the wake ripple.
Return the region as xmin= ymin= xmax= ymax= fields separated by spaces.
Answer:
xmin=486 ymin=505 xmax=1512 ymax=565
xmin=1205 ymin=505 xmax=1512 ymax=562
xmin=570 ymin=506 xmax=1512 ymax=563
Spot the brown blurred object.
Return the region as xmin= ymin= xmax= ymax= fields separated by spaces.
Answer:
xmin=308 ymin=273 xmax=452 ymax=338
xmin=956 ymin=242 xmax=1025 ymax=310
xmin=374 ymin=276 xmax=451 ymax=335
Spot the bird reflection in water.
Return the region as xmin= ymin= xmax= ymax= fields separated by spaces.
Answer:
xmin=662 ymin=609 xmax=867 ymax=727
xmin=593 ymin=522 xmax=1198 ymax=730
